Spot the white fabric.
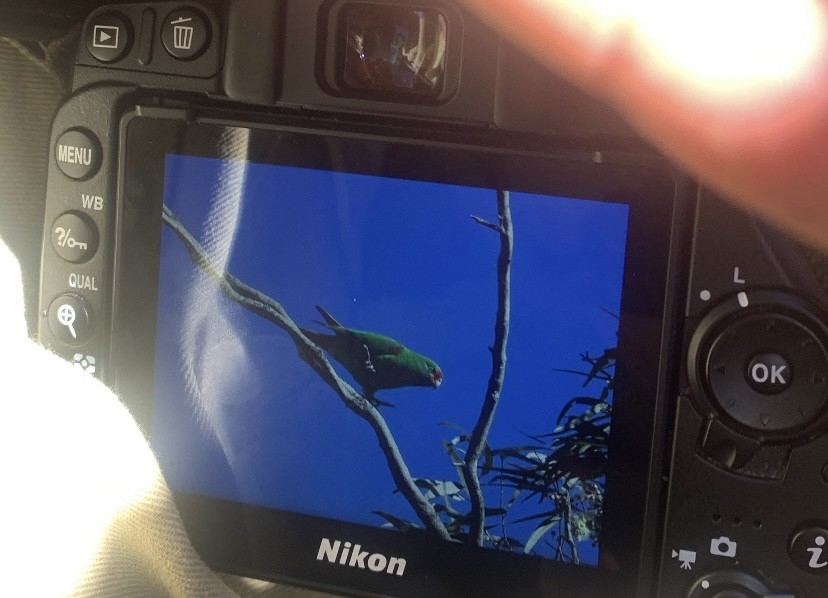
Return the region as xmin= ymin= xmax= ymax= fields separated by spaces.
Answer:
xmin=0 ymin=240 xmax=236 ymax=596
xmin=0 ymin=241 xmax=338 ymax=597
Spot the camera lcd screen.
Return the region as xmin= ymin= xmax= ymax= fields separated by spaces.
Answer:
xmin=115 ymin=116 xmax=676 ymax=597
xmin=155 ymin=154 xmax=627 ymax=566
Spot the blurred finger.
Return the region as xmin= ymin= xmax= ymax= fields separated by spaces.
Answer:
xmin=464 ymin=0 xmax=828 ymax=249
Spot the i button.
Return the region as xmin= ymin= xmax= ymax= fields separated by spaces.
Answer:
xmin=789 ymin=526 xmax=828 ymax=574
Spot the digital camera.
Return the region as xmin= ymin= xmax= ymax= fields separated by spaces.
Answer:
xmin=38 ymin=1 xmax=828 ymax=596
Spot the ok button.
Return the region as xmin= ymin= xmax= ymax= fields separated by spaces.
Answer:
xmin=746 ymin=352 xmax=792 ymax=394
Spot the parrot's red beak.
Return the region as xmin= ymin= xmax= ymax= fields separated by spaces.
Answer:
xmin=431 ymin=372 xmax=444 ymax=388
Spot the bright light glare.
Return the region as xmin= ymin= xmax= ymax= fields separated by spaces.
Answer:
xmin=638 ymin=1 xmax=825 ymax=96
xmin=4 ymin=349 xmax=160 ymax=596
xmin=542 ymin=0 xmax=827 ymax=100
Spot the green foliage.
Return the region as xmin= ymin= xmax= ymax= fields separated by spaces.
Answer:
xmin=377 ymin=347 xmax=615 ymax=563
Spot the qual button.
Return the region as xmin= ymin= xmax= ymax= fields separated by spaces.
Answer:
xmin=47 ymin=294 xmax=93 ymax=346
xmin=161 ymin=8 xmax=210 ymax=60
xmin=55 ymin=129 xmax=101 ymax=180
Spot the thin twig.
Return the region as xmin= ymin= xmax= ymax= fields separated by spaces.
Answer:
xmin=162 ymin=205 xmax=452 ymax=541
xmin=559 ymin=490 xmax=579 ymax=564
xmin=464 ymin=190 xmax=513 ymax=545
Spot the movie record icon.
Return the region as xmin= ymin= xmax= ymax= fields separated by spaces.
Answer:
xmin=672 ymin=548 xmax=697 ymax=570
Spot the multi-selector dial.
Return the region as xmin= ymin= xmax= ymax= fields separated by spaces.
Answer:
xmin=689 ymin=290 xmax=828 ymax=440
xmin=685 ymin=569 xmax=795 ymax=598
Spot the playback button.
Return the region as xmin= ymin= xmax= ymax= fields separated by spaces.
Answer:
xmin=86 ymin=12 xmax=133 ymax=63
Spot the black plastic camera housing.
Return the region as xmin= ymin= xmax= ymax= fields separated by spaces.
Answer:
xmin=38 ymin=1 xmax=828 ymax=597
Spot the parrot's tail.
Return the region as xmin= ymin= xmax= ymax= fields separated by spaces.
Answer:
xmin=299 ymin=326 xmax=329 ymax=347
xmin=315 ymin=305 xmax=343 ymax=328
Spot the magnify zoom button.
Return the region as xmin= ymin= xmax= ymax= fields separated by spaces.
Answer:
xmin=47 ymin=294 xmax=92 ymax=345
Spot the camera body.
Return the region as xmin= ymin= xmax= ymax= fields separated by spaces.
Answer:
xmin=39 ymin=1 xmax=828 ymax=596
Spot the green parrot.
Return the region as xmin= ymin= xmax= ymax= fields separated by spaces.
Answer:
xmin=301 ymin=305 xmax=443 ymax=405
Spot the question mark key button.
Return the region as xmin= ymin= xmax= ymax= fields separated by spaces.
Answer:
xmin=47 ymin=294 xmax=92 ymax=345
xmin=51 ymin=212 xmax=98 ymax=263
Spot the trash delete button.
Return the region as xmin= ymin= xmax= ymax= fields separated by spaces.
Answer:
xmin=86 ymin=12 xmax=132 ymax=62
xmin=161 ymin=8 xmax=210 ymax=60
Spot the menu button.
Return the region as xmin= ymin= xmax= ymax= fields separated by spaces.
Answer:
xmin=55 ymin=130 xmax=101 ymax=180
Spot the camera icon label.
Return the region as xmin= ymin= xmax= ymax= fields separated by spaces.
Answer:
xmin=710 ymin=536 xmax=738 ymax=558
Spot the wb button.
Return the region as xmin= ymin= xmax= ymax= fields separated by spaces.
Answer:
xmin=746 ymin=353 xmax=792 ymax=394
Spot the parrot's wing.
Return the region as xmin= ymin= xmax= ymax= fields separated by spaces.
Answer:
xmin=376 ymin=351 xmax=407 ymax=364
xmin=352 ymin=331 xmax=406 ymax=357
xmin=375 ymin=349 xmax=436 ymax=371
xmin=312 ymin=307 xmax=407 ymax=355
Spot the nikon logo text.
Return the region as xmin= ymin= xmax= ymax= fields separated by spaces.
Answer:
xmin=316 ymin=538 xmax=407 ymax=576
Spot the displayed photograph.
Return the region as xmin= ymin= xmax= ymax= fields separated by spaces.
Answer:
xmin=152 ymin=153 xmax=630 ymax=566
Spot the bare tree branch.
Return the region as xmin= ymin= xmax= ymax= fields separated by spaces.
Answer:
xmin=463 ymin=189 xmax=513 ymax=545
xmin=161 ymin=205 xmax=452 ymax=541
xmin=470 ymin=215 xmax=503 ymax=234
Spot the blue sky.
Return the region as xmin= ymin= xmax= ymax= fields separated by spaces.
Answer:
xmin=152 ymin=154 xmax=629 ymax=565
